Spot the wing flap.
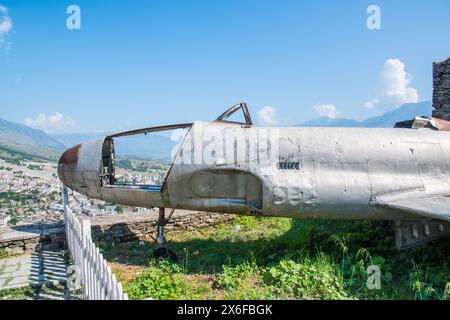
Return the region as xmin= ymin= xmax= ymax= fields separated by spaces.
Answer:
xmin=381 ymin=195 xmax=450 ymax=222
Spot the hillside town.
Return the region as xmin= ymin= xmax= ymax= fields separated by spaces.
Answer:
xmin=0 ymin=155 xmax=168 ymax=227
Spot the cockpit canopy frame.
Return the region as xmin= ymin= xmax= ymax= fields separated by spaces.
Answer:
xmin=215 ymin=102 xmax=253 ymax=126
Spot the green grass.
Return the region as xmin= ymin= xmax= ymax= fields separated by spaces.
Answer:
xmin=0 ymin=284 xmax=66 ymax=300
xmin=0 ymin=286 xmax=45 ymax=300
xmin=0 ymin=247 xmax=9 ymax=259
xmin=126 ymin=260 xmax=188 ymax=300
xmin=98 ymin=216 xmax=450 ymax=300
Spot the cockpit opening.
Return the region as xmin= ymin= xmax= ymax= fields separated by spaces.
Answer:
xmin=100 ymin=123 xmax=192 ymax=192
xmin=98 ymin=102 xmax=253 ymax=192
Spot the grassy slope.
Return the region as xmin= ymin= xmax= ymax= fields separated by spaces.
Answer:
xmin=99 ymin=217 xmax=450 ymax=300
xmin=0 ymin=142 xmax=61 ymax=162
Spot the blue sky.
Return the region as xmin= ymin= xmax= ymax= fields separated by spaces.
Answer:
xmin=0 ymin=0 xmax=450 ymax=133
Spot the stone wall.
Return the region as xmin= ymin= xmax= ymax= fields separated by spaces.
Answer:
xmin=0 ymin=210 xmax=234 ymax=255
xmin=80 ymin=210 xmax=234 ymax=244
xmin=432 ymin=57 xmax=450 ymax=120
xmin=0 ymin=223 xmax=66 ymax=255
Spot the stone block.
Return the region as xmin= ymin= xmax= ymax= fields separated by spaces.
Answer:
xmin=5 ymin=246 xmax=24 ymax=255
xmin=433 ymin=57 xmax=450 ymax=120
xmin=25 ymin=242 xmax=39 ymax=251
xmin=7 ymin=275 xmax=29 ymax=288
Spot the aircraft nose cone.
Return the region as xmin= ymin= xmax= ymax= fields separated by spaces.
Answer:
xmin=57 ymin=144 xmax=81 ymax=187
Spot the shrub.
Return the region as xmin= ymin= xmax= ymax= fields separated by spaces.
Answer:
xmin=216 ymin=260 xmax=272 ymax=299
xmin=217 ymin=260 xmax=259 ymax=291
xmin=263 ymin=255 xmax=347 ymax=300
xmin=125 ymin=260 xmax=188 ymax=300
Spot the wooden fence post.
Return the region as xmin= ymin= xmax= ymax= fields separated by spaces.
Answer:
xmin=63 ymin=187 xmax=128 ymax=300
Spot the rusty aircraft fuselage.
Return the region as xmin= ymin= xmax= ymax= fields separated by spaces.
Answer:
xmin=58 ymin=104 xmax=450 ymax=249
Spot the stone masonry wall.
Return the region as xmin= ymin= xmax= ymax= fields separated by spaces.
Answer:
xmin=432 ymin=57 xmax=450 ymax=120
xmin=0 ymin=210 xmax=234 ymax=255
xmin=81 ymin=210 xmax=234 ymax=244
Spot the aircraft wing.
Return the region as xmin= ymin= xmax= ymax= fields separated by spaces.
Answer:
xmin=380 ymin=195 xmax=450 ymax=222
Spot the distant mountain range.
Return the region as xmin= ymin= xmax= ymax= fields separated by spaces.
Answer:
xmin=0 ymin=117 xmax=65 ymax=161
xmin=49 ymin=133 xmax=105 ymax=147
xmin=296 ymin=100 xmax=432 ymax=128
xmin=50 ymin=132 xmax=177 ymax=161
xmin=0 ymin=117 xmax=65 ymax=149
xmin=0 ymin=100 xmax=434 ymax=161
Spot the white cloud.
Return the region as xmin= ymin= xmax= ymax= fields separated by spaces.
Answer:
xmin=365 ymin=58 xmax=419 ymax=110
xmin=0 ymin=5 xmax=12 ymax=47
xmin=314 ymin=103 xmax=339 ymax=119
xmin=364 ymin=97 xmax=379 ymax=109
xmin=257 ymin=106 xmax=278 ymax=126
xmin=24 ymin=112 xmax=76 ymax=133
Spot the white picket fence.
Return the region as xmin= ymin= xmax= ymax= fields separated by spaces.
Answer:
xmin=63 ymin=187 xmax=128 ymax=300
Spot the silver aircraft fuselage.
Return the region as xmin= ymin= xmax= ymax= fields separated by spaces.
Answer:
xmin=57 ymin=122 xmax=450 ymax=222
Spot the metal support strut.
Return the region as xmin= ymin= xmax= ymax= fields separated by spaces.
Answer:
xmin=152 ymin=208 xmax=177 ymax=261
xmin=156 ymin=207 xmax=167 ymax=245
